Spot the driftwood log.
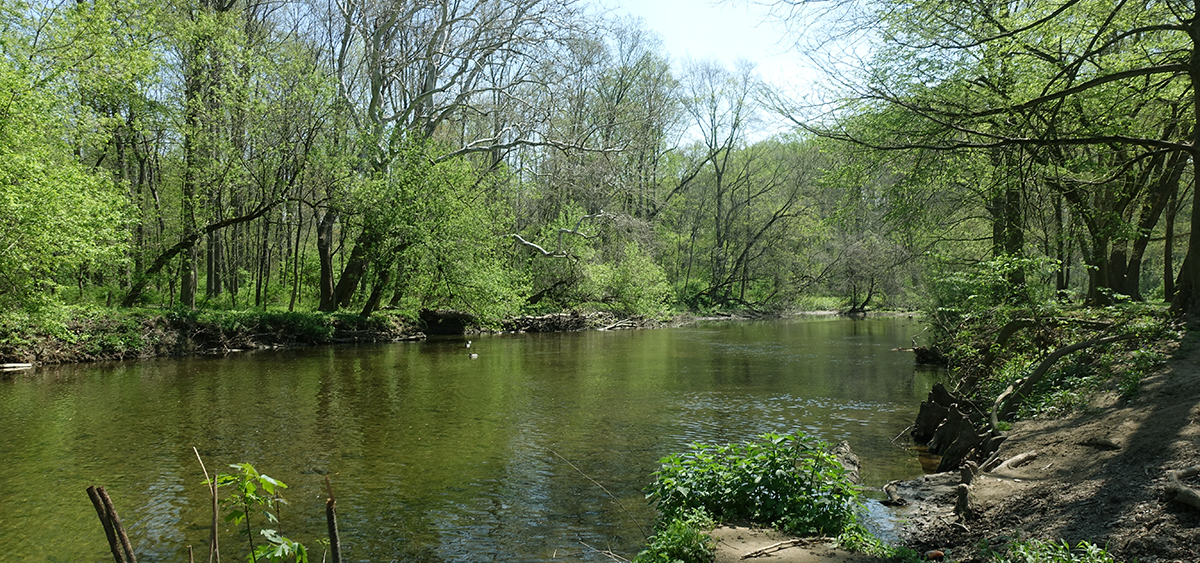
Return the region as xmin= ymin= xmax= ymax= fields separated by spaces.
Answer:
xmin=502 ymin=311 xmax=591 ymax=333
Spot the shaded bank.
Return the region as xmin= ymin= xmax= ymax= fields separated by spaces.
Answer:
xmin=0 ymin=306 xmax=823 ymax=366
xmin=0 ymin=309 xmax=419 ymax=365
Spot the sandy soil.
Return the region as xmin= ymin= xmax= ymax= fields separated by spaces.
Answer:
xmin=709 ymin=525 xmax=877 ymax=563
xmin=711 ymin=336 xmax=1200 ymax=563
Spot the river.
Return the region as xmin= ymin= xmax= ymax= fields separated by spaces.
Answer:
xmin=0 ymin=315 xmax=941 ymax=562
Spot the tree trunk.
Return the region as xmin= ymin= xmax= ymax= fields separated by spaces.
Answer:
xmin=1087 ymin=237 xmax=1112 ymax=305
xmin=331 ymin=229 xmax=379 ymax=310
xmin=1054 ymin=193 xmax=1069 ymax=294
xmin=359 ymin=265 xmax=393 ymax=318
xmin=1166 ymin=188 xmax=1179 ymax=301
xmin=1123 ymin=152 xmax=1183 ymax=301
xmin=1171 ymin=25 xmax=1200 ymax=316
xmin=317 ymin=210 xmax=339 ymax=311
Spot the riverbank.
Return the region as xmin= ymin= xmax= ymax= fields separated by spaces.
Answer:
xmin=893 ymin=332 xmax=1200 ymax=562
xmin=0 ymin=308 xmax=420 ymax=365
xmin=704 ymin=327 xmax=1200 ymax=563
xmin=0 ymin=305 xmax=865 ymax=366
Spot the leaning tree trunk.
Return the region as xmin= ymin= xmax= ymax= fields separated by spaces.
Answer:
xmin=1171 ymin=34 xmax=1200 ymax=316
xmin=316 ymin=209 xmax=338 ymax=312
xmin=330 ymin=228 xmax=383 ymax=310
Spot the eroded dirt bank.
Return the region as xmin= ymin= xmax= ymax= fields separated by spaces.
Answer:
xmin=895 ymin=339 xmax=1200 ymax=562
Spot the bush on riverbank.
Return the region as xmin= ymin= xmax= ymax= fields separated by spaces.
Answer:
xmin=635 ymin=432 xmax=860 ymax=562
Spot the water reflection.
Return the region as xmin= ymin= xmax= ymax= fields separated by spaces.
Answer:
xmin=0 ymin=316 xmax=941 ymax=562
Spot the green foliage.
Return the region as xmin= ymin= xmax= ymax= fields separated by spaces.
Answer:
xmin=993 ymin=539 xmax=1120 ymax=563
xmin=645 ymin=432 xmax=859 ymax=537
xmin=925 ymin=255 xmax=1059 ymax=339
xmin=352 ymin=139 xmax=528 ymax=322
xmin=834 ymin=524 xmax=924 ymax=561
xmin=633 ymin=508 xmax=716 ymax=563
xmin=0 ymin=51 xmax=129 ymax=312
xmin=584 ymin=241 xmax=674 ymax=317
xmin=214 ymin=463 xmax=307 ymax=563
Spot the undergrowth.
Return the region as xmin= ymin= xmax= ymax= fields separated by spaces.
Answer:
xmin=988 ymin=539 xmax=1122 ymax=563
xmin=925 ymin=255 xmax=1177 ymax=420
xmin=635 ymin=432 xmax=861 ymax=563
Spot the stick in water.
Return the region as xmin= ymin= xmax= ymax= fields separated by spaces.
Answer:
xmin=193 ymin=447 xmax=220 ymax=563
xmin=550 ymin=450 xmax=648 ymax=539
xmin=325 ymin=476 xmax=341 ymax=563
xmin=97 ymin=486 xmax=137 ymax=563
xmin=86 ymin=485 xmax=125 ymax=563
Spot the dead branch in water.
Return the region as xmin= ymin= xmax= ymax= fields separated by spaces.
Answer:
xmin=325 ymin=476 xmax=342 ymax=563
xmin=193 ymin=447 xmax=219 ymax=563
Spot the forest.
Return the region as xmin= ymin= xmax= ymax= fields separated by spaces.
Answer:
xmin=1 ymin=0 xmax=1197 ymax=332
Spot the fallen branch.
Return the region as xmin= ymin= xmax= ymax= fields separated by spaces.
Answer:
xmin=1168 ymin=465 xmax=1200 ymax=510
xmin=991 ymin=333 xmax=1135 ymax=426
xmin=742 ymin=537 xmax=833 ymax=559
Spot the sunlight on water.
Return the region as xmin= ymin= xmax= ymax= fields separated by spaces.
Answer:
xmin=0 ymin=316 xmax=941 ymax=561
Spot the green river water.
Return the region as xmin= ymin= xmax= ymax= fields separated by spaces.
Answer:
xmin=0 ymin=316 xmax=942 ymax=562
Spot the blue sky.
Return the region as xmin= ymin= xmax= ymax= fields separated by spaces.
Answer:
xmin=603 ymin=0 xmax=812 ymax=88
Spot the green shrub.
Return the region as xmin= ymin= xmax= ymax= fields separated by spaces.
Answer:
xmin=994 ymin=539 xmax=1120 ymax=563
xmin=632 ymin=508 xmax=715 ymax=563
xmin=645 ymin=432 xmax=859 ymax=537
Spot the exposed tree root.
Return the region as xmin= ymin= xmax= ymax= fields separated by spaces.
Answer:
xmin=1168 ymin=466 xmax=1200 ymax=510
xmin=992 ymin=450 xmax=1038 ymax=472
